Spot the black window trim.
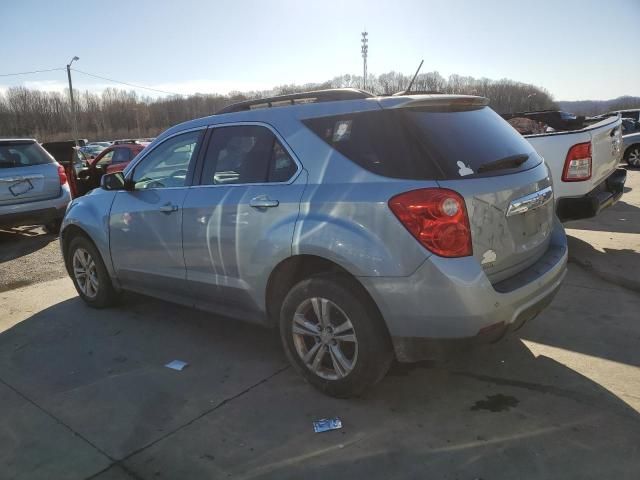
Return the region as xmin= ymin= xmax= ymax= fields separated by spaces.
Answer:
xmin=192 ymin=121 xmax=302 ymax=188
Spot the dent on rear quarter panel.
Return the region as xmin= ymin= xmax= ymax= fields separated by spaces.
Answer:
xmin=62 ymin=189 xmax=117 ymax=277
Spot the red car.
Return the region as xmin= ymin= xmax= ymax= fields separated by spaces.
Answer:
xmin=75 ymin=141 xmax=148 ymax=194
xmin=90 ymin=142 xmax=147 ymax=174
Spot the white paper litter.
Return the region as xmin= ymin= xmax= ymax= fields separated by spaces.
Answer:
xmin=165 ymin=360 xmax=189 ymax=371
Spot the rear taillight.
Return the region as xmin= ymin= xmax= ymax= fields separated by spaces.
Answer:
xmin=388 ymin=188 xmax=472 ymax=258
xmin=56 ymin=163 xmax=67 ymax=185
xmin=562 ymin=142 xmax=592 ymax=181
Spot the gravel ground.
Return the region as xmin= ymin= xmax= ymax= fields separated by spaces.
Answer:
xmin=0 ymin=226 xmax=67 ymax=293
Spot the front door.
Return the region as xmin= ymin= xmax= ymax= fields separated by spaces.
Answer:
xmin=109 ymin=129 xmax=204 ymax=298
xmin=182 ymin=124 xmax=305 ymax=318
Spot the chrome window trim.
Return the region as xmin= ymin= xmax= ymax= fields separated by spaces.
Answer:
xmin=193 ymin=120 xmax=303 ymax=188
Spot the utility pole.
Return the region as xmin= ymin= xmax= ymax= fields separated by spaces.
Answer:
xmin=361 ymin=31 xmax=368 ymax=90
xmin=66 ymin=56 xmax=80 ymax=148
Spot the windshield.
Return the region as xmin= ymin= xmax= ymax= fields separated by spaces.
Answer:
xmin=0 ymin=141 xmax=54 ymax=169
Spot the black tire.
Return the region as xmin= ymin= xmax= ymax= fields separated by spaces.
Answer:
xmin=43 ymin=218 xmax=62 ymax=234
xmin=626 ymin=146 xmax=640 ymax=168
xmin=66 ymin=235 xmax=118 ymax=308
xmin=279 ymin=274 xmax=393 ymax=398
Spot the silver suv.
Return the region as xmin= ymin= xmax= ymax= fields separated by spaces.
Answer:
xmin=61 ymin=89 xmax=568 ymax=397
xmin=1 ymin=139 xmax=71 ymax=233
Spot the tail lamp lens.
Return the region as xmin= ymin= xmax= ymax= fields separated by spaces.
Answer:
xmin=562 ymin=142 xmax=592 ymax=181
xmin=56 ymin=163 xmax=67 ymax=185
xmin=388 ymin=188 xmax=472 ymax=257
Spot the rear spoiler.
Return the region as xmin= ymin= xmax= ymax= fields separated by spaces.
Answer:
xmin=380 ymin=95 xmax=489 ymax=110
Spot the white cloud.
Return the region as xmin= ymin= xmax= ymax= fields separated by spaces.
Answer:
xmin=147 ymin=79 xmax=274 ymax=96
xmin=23 ymin=80 xmax=69 ymax=93
xmin=0 ymin=78 xmax=276 ymax=99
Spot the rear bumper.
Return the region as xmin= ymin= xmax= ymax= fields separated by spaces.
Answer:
xmin=556 ymin=168 xmax=626 ymax=222
xmin=358 ymin=220 xmax=568 ymax=362
xmin=0 ymin=185 xmax=71 ymax=228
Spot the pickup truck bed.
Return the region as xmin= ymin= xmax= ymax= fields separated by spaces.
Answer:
xmin=506 ymin=114 xmax=625 ymax=221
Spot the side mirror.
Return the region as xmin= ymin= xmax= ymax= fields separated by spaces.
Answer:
xmin=101 ymin=172 xmax=133 ymax=191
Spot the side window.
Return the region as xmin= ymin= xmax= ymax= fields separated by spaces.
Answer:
xmin=131 ymin=130 xmax=201 ymax=190
xmin=201 ymin=125 xmax=297 ymax=185
xmin=112 ymin=148 xmax=130 ymax=163
xmin=96 ymin=150 xmax=114 ymax=166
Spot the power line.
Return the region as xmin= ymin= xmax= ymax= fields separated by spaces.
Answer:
xmin=0 ymin=68 xmax=65 ymax=77
xmin=71 ymin=68 xmax=184 ymax=96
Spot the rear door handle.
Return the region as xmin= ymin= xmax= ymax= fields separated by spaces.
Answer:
xmin=159 ymin=203 xmax=179 ymax=213
xmin=249 ymin=196 xmax=279 ymax=208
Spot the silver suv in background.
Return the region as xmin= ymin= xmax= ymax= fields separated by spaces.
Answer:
xmin=61 ymin=89 xmax=568 ymax=397
xmin=0 ymin=139 xmax=71 ymax=233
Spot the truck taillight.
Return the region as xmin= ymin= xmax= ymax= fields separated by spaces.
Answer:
xmin=562 ymin=142 xmax=592 ymax=181
xmin=388 ymin=188 xmax=472 ymax=258
xmin=56 ymin=163 xmax=67 ymax=185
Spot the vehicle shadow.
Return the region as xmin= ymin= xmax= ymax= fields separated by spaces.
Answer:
xmin=564 ymin=199 xmax=640 ymax=234
xmin=566 ymin=234 xmax=640 ymax=294
xmin=1 ymin=292 xmax=639 ymax=479
xmin=0 ymin=227 xmax=56 ymax=263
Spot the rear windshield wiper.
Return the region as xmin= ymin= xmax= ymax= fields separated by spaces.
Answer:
xmin=476 ymin=154 xmax=529 ymax=174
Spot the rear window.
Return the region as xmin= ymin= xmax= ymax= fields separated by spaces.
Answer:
xmin=302 ymin=107 xmax=539 ymax=180
xmin=0 ymin=142 xmax=54 ymax=169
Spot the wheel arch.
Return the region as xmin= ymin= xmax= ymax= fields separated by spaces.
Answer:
xmin=265 ymin=254 xmax=388 ymax=334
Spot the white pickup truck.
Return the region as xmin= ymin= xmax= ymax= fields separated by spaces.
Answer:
xmin=505 ymin=112 xmax=626 ymax=221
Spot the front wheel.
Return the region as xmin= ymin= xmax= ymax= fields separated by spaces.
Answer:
xmin=66 ymin=235 xmax=118 ymax=308
xmin=626 ymin=146 xmax=640 ymax=168
xmin=279 ymin=275 xmax=393 ymax=398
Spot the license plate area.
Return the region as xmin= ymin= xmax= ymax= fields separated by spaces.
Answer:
xmin=9 ymin=179 xmax=34 ymax=196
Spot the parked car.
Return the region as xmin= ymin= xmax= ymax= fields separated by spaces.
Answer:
xmin=608 ymin=108 xmax=640 ymax=122
xmin=80 ymin=144 xmax=106 ymax=159
xmin=88 ymin=141 xmax=112 ymax=148
xmin=622 ymin=120 xmax=640 ymax=167
xmin=0 ymin=138 xmax=71 ymax=233
xmin=61 ymin=89 xmax=568 ymax=397
xmin=505 ymin=112 xmax=625 ymax=222
xmin=76 ymin=141 xmax=147 ymax=192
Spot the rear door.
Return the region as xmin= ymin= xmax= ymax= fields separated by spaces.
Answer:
xmin=109 ymin=129 xmax=204 ymax=297
xmin=182 ymin=124 xmax=304 ymax=317
xmin=0 ymin=141 xmax=61 ymax=206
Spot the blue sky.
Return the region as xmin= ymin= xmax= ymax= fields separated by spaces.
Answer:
xmin=1 ymin=0 xmax=638 ymax=101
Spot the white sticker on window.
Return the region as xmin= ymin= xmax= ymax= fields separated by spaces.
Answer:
xmin=333 ymin=120 xmax=352 ymax=142
xmin=457 ymin=161 xmax=474 ymax=177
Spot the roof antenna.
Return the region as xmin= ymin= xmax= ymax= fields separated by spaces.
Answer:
xmin=395 ymin=59 xmax=424 ymax=96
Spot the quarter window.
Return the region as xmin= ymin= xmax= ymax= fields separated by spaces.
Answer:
xmin=201 ymin=125 xmax=297 ymax=185
xmin=131 ymin=130 xmax=201 ymax=190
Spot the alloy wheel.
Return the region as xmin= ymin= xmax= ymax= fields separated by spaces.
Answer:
xmin=292 ymin=297 xmax=358 ymax=380
xmin=628 ymin=148 xmax=640 ymax=167
xmin=72 ymin=248 xmax=99 ymax=299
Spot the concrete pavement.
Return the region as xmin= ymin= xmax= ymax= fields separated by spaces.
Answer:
xmin=1 ymin=263 xmax=639 ymax=479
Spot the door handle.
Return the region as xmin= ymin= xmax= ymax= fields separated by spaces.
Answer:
xmin=159 ymin=203 xmax=179 ymax=213
xmin=249 ymin=196 xmax=279 ymax=208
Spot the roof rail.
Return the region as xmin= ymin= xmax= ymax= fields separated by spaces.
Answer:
xmin=217 ymin=88 xmax=374 ymax=114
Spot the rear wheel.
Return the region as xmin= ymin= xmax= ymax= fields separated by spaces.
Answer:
xmin=279 ymin=275 xmax=393 ymax=398
xmin=66 ymin=235 xmax=117 ymax=308
xmin=626 ymin=146 xmax=640 ymax=168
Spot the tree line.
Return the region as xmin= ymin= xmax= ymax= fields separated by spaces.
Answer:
xmin=0 ymin=71 xmax=558 ymax=142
